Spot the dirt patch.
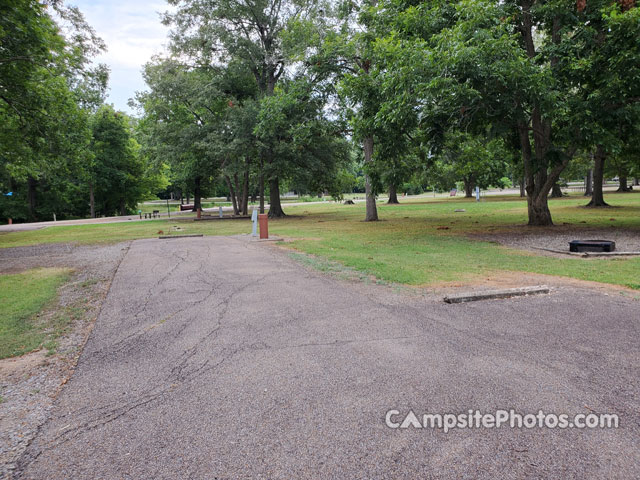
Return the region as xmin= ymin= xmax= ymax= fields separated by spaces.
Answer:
xmin=0 ymin=351 xmax=49 ymax=379
xmin=0 ymin=242 xmax=129 ymax=478
xmin=470 ymin=226 xmax=640 ymax=258
xmin=428 ymin=270 xmax=640 ymax=297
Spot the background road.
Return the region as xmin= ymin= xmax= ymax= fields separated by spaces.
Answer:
xmin=17 ymin=237 xmax=640 ymax=479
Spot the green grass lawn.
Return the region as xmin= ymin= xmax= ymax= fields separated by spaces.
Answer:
xmin=3 ymin=192 xmax=640 ymax=291
xmin=0 ymin=268 xmax=72 ymax=359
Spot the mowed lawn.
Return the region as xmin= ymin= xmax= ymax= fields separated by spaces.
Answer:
xmin=1 ymin=192 xmax=639 ymax=290
xmin=0 ymin=268 xmax=71 ymax=359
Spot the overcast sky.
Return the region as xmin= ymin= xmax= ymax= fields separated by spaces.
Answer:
xmin=71 ymin=0 xmax=173 ymax=114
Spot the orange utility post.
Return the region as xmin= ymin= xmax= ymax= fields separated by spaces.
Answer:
xmin=258 ymin=214 xmax=269 ymax=239
xmin=8 ymin=218 xmax=12 ymax=225
xmin=197 ymin=208 xmax=202 ymax=219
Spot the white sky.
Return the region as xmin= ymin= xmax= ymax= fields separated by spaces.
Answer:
xmin=70 ymin=0 xmax=173 ymax=114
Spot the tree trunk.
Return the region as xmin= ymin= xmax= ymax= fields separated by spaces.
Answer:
xmin=617 ymin=176 xmax=630 ymax=192
xmin=517 ymin=119 xmax=556 ymax=226
xmin=527 ymin=195 xmax=554 ymax=226
xmin=27 ymin=176 xmax=37 ymax=221
xmin=363 ymin=136 xmax=378 ymax=222
xmin=516 ymin=8 xmax=571 ymax=226
xmin=193 ymin=176 xmax=202 ymax=212
xmin=89 ymin=182 xmax=95 ymax=218
xmin=520 ymin=177 xmax=526 ymax=197
xmin=634 ymin=178 xmax=639 ymax=186
xmin=586 ymin=145 xmax=608 ymax=207
xmin=241 ymin=161 xmax=250 ymax=215
xmin=233 ymin=173 xmax=243 ymax=215
xmin=119 ymin=198 xmax=126 ymax=216
xmin=259 ymin=159 xmax=265 ymax=214
xmin=224 ymin=175 xmax=239 ymax=215
xmin=550 ymin=183 xmax=563 ymax=198
xmin=268 ymin=178 xmax=285 ymax=218
xmin=584 ymin=169 xmax=593 ymax=196
xmin=387 ymin=184 xmax=399 ymax=204
xmin=463 ymin=177 xmax=474 ymax=198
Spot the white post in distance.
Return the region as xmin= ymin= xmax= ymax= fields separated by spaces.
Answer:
xmin=251 ymin=209 xmax=258 ymax=237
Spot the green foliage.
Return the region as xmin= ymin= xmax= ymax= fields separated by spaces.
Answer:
xmin=254 ymin=78 xmax=350 ymax=196
xmin=0 ymin=0 xmax=108 ymax=222
xmin=89 ymin=106 xmax=149 ymax=216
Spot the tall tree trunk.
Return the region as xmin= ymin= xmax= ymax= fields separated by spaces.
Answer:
xmin=515 ymin=7 xmax=572 ymax=226
xmin=89 ymin=182 xmax=95 ymax=218
xmin=517 ymin=119 xmax=555 ymax=226
xmin=584 ymin=169 xmax=593 ymax=196
xmin=259 ymin=159 xmax=265 ymax=214
xmin=550 ymin=183 xmax=563 ymax=198
xmin=387 ymin=184 xmax=399 ymax=204
xmin=586 ymin=145 xmax=608 ymax=207
xmin=463 ymin=177 xmax=474 ymax=198
xmin=241 ymin=161 xmax=250 ymax=215
xmin=119 ymin=198 xmax=126 ymax=216
xmin=193 ymin=176 xmax=202 ymax=212
xmin=268 ymin=178 xmax=285 ymax=218
xmin=363 ymin=136 xmax=378 ymax=222
xmin=233 ymin=173 xmax=243 ymax=214
xmin=224 ymin=175 xmax=239 ymax=215
xmin=617 ymin=176 xmax=630 ymax=192
xmin=27 ymin=176 xmax=37 ymax=221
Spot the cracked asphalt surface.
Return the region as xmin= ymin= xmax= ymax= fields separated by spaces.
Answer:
xmin=16 ymin=236 xmax=640 ymax=479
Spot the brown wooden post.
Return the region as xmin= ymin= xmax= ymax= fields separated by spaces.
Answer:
xmin=258 ymin=214 xmax=268 ymax=239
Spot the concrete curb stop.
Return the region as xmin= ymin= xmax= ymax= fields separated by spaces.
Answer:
xmin=444 ymin=285 xmax=550 ymax=304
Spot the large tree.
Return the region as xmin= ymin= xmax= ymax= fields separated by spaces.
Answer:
xmin=165 ymin=0 xmax=315 ymax=217
xmin=89 ymin=106 xmax=148 ymax=217
xmin=0 ymin=0 xmax=108 ymax=222
xmin=374 ymin=0 xmax=639 ymax=225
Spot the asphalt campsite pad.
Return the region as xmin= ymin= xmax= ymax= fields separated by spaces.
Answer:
xmin=16 ymin=236 xmax=640 ymax=479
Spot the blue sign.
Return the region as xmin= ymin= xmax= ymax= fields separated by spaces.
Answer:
xmin=3 ymin=192 xmax=12 ymax=196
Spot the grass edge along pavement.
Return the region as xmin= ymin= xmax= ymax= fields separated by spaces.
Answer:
xmin=0 ymin=268 xmax=72 ymax=359
xmin=1 ymin=193 xmax=639 ymax=292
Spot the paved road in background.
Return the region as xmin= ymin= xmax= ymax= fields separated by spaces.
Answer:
xmin=17 ymin=237 xmax=640 ymax=479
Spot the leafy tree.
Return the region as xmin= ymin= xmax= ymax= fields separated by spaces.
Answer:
xmin=89 ymin=106 xmax=147 ymax=216
xmin=165 ymin=0 xmax=316 ymax=217
xmin=254 ymin=78 xmax=350 ymax=202
xmin=0 ymin=0 xmax=107 ymax=222
xmin=286 ymin=0 xmax=385 ymax=220
xmin=373 ymin=0 xmax=640 ymax=225
xmin=437 ymin=131 xmax=511 ymax=197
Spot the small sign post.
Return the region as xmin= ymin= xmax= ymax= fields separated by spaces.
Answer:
xmin=251 ymin=209 xmax=258 ymax=237
xmin=219 ymin=206 xmax=224 ymax=218
xmin=475 ymin=186 xmax=480 ymax=202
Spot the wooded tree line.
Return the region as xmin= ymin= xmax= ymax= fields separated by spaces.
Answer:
xmin=0 ymin=1 xmax=163 ymax=222
xmin=2 ymin=0 xmax=639 ymax=224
